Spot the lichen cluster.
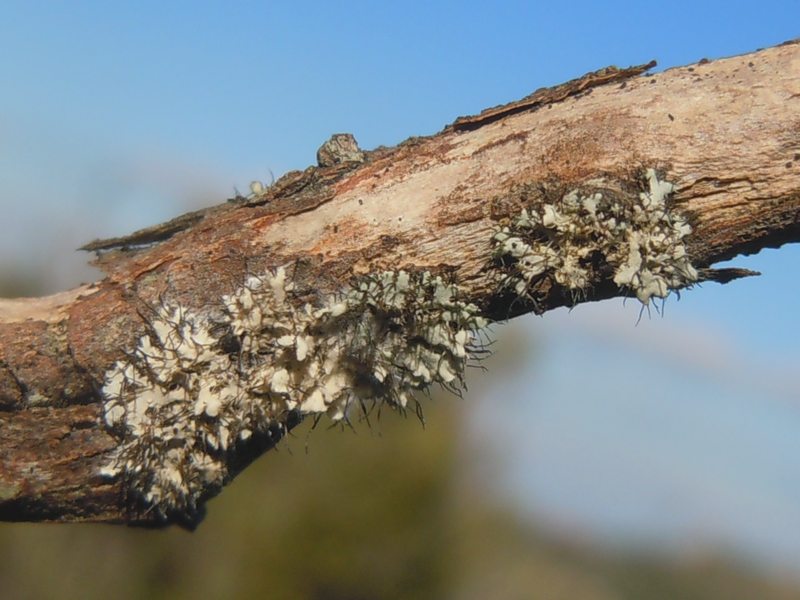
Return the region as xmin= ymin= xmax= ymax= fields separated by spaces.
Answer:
xmin=101 ymin=268 xmax=487 ymax=518
xmin=492 ymin=169 xmax=698 ymax=306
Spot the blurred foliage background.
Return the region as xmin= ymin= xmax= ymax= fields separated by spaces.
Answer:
xmin=1 ymin=298 xmax=799 ymax=599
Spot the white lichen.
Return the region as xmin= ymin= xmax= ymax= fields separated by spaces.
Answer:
xmin=492 ymin=169 xmax=698 ymax=305
xmin=100 ymin=268 xmax=487 ymax=519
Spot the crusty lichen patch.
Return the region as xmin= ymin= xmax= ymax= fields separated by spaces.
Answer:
xmin=492 ymin=168 xmax=698 ymax=306
xmin=100 ymin=268 xmax=487 ymax=520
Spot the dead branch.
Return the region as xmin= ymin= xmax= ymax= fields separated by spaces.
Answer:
xmin=1 ymin=39 xmax=798 ymax=527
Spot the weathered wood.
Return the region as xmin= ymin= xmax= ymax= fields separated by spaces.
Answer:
xmin=1 ymin=39 xmax=799 ymax=527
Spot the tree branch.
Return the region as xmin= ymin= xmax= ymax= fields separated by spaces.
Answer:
xmin=1 ymin=39 xmax=798 ymax=527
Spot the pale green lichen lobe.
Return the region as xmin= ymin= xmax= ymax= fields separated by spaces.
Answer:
xmin=100 ymin=268 xmax=486 ymax=518
xmin=493 ymin=169 xmax=698 ymax=305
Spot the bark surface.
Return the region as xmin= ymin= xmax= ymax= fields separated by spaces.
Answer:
xmin=1 ymin=40 xmax=799 ymax=526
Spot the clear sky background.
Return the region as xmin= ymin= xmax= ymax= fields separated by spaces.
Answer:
xmin=2 ymin=0 xmax=800 ymax=576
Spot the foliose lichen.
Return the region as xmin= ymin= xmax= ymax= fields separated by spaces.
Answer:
xmin=492 ymin=168 xmax=698 ymax=306
xmin=100 ymin=268 xmax=487 ymax=519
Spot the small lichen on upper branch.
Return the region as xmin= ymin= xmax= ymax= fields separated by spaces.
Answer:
xmin=492 ymin=168 xmax=698 ymax=306
xmin=100 ymin=267 xmax=487 ymax=521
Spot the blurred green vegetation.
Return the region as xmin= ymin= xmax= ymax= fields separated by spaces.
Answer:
xmin=2 ymin=278 xmax=800 ymax=599
xmin=1 ymin=404 xmax=800 ymax=600
xmin=0 ymin=268 xmax=49 ymax=298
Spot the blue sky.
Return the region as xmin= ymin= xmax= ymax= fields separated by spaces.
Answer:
xmin=2 ymin=0 xmax=800 ymax=573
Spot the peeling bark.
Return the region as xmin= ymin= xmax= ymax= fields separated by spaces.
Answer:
xmin=1 ymin=39 xmax=799 ymax=527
